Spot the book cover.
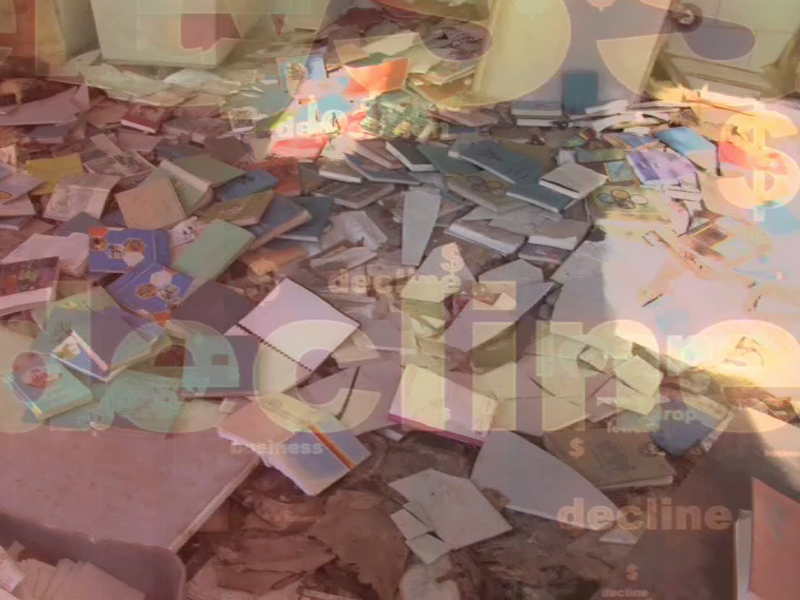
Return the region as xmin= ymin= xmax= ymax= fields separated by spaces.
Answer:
xmin=172 ymin=220 xmax=255 ymax=280
xmin=269 ymin=136 xmax=328 ymax=162
xmin=171 ymin=155 xmax=245 ymax=188
xmin=318 ymin=159 xmax=363 ymax=183
xmin=626 ymin=150 xmax=697 ymax=186
xmin=343 ymin=153 xmax=420 ymax=186
xmin=200 ymin=191 xmax=273 ymax=227
xmin=54 ymin=212 xmax=104 ymax=237
xmin=65 ymin=308 xmax=152 ymax=372
xmin=5 ymin=352 xmax=93 ymax=421
xmin=25 ymin=153 xmax=83 ymax=196
xmin=563 ymin=71 xmax=599 ymax=115
xmin=539 ymin=163 xmax=608 ymax=199
xmin=246 ymin=158 xmax=302 ymax=196
xmin=315 ymin=181 xmax=395 ymax=209
xmin=106 ymin=260 xmax=195 ymax=323
xmin=145 ymin=166 xmax=213 ymax=215
xmin=518 ymin=243 xmax=571 ymax=265
xmin=353 ymin=139 xmax=404 ymax=169
xmin=115 ymin=177 xmax=187 ymax=230
xmin=216 ymin=170 xmax=280 ymax=202
xmin=543 ymin=430 xmax=676 ymax=490
xmin=507 ymin=179 xmax=576 ymax=213
xmin=0 ymin=172 xmax=44 ymax=203
xmin=457 ymin=140 xmax=543 ymax=184
xmin=246 ymin=196 xmax=311 ymax=249
xmin=446 ymin=172 xmax=526 ymax=214
xmin=278 ymin=196 xmax=334 ymax=243
xmin=88 ymin=227 xmax=170 ymax=273
xmin=386 ymin=139 xmax=436 ymax=172
xmin=120 ymin=104 xmax=171 ymax=134
xmin=51 ymin=331 xmax=127 ymax=382
xmin=169 ymin=280 xmax=253 ymax=336
xmin=0 ymin=256 xmax=59 ymax=315
xmin=277 ymin=53 xmax=327 ymax=94
xmin=418 ymin=144 xmax=481 ymax=175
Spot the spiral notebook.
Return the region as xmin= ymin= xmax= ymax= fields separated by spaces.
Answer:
xmin=226 ymin=279 xmax=359 ymax=394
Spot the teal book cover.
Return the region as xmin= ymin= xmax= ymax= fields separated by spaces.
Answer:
xmin=173 ymin=219 xmax=255 ymax=280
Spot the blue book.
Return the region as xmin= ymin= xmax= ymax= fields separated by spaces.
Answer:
xmin=277 ymin=196 xmax=334 ymax=243
xmin=217 ymin=170 xmax=280 ymax=202
xmin=106 ymin=260 xmax=195 ymax=323
xmin=88 ymin=227 xmax=170 ymax=273
xmin=654 ymin=128 xmax=717 ymax=169
xmin=563 ymin=71 xmax=599 ymax=115
xmin=648 ymin=397 xmax=724 ymax=456
xmin=457 ymin=140 xmax=543 ymax=184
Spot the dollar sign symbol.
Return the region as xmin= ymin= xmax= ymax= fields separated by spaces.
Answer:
xmin=441 ymin=244 xmax=464 ymax=274
xmin=569 ymin=438 xmax=585 ymax=458
xmin=721 ymin=110 xmax=800 ymax=221
xmin=626 ymin=564 xmax=639 ymax=582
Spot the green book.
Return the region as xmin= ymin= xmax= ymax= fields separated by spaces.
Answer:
xmin=171 ymin=155 xmax=245 ymax=188
xmin=31 ymin=288 xmax=120 ymax=353
xmin=5 ymin=355 xmax=94 ymax=421
xmin=145 ymin=166 xmax=212 ymax=215
xmin=173 ymin=219 xmax=255 ymax=280
xmin=200 ymin=191 xmax=274 ymax=227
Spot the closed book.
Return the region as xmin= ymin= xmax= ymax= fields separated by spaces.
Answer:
xmin=277 ymin=196 xmax=334 ymax=243
xmin=169 ymin=155 xmax=245 ymax=188
xmin=245 ymin=196 xmax=311 ymax=249
xmin=200 ymin=191 xmax=273 ymax=227
xmin=654 ymin=127 xmax=717 ymax=170
xmin=64 ymin=308 xmax=153 ymax=372
xmin=456 ymin=140 xmax=543 ymax=184
xmin=507 ymin=180 xmax=577 ymax=213
xmin=115 ymin=177 xmax=186 ymax=230
xmin=145 ymin=165 xmax=213 ymax=215
xmin=106 ymin=260 xmax=195 ymax=323
xmin=353 ymin=139 xmax=404 ymax=169
xmin=527 ymin=219 xmax=590 ymax=251
xmin=539 ymin=163 xmax=608 ymax=199
xmin=344 ymin=153 xmax=420 ymax=186
xmin=173 ymin=219 xmax=255 ymax=280
xmin=216 ymin=170 xmax=279 ymax=202
xmin=318 ymin=159 xmax=363 ymax=183
xmin=563 ymin=71 xmax=598 ymax=115
xmin=510 ymin=100 xmax=563 ymax=117
xmin=246 ymin=158 xmax=302 ymax=197
xmin=87 ymin=227 xmax=170 ymax=273
xmin=543 ymin=429 xmax=676 ymax=490
xmin=518 ymin=243 xmax=571 ymax=265
xmin=446 ymin=172 xmax=527 ymax=214
xmin=0 ymin=256 xmax=59 ymax=317
xmin=5 ymin=353 xmax=93 ymax=421
xmin=386 ymin=139 xmax=436 ymax=172
xmin=168 ymin=280 xmax=253 ymax=337
xmin=43 ymin=174 xmax=120 ymax=222
xmin=417 ymin=144 xmax=480 ymax=175
xmin=445 ymin=220 xmax=526 ymax=255
xmin=120 ymin=104 xmax=171 ymax=134
xmin=314 ymin=181 xmax=394 ymax=209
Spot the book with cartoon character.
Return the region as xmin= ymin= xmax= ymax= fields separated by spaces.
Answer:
xmin=106 ymin=260 xmax=195 ymax=323
xmin=0 ymin=256 xmax=58 ymax=317
xmin=88 ymin=227 xmax=170 ymax=273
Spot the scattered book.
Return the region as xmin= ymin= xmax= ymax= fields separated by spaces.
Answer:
xmin=88 ymin=227 xmax=170 ymax=273
xmin=446 ymin=172 xmax=527 ymax=213
xmin=216 ymin=169 xmax=280 ymax=202
xmin=115 ymin=177 xmax=187 ymax=230
xmin=417 ymin=144 xmax=480 ymax=175
xmin=246 ymin=195 xmax=311 ymax=249
xmin=518 ymin=243 xmax=573 ymax=266
xmin=386 ymin=139 xmax=436 ymax=172
xmin=511 ymin=100 xmax=563 ymax=118
xmin=173 ymin=219 xmax=255 ymax=280
xmin=106 ymin=260 xmax=195 ymax=323
xmin=563 ymin=71 xmax=599 ymax=115
xmin=168 ymin=279 xmax=253 ymax=337
xmin=318 ymin=159 xmax=363 ymax=183
xmin=455 ymin=139 xmax=543 ymax=184
xmin=538 ymin=163 xmax=608 ymax=200
xmin=0 ymin=256 xmax=59 ymax=317
xmin=120 ymin=104 xmax=171 ymax=134
xmin=246 ymin=158 xmax=302 ymax=197
xmin=2 ymin=232 xmax=88 ymax=277
xmin=315 ymin=180 xmax=395 ymax=209
xmin=43 ymin=174 xmax=120 ymax=222
xmin=654 ymin=127 xmax=717 ymax=170
xmin=527 ymin=219 xmax=591 ymax=251
xmin=6 ymin=352 xmax=93 ymax=420
xmin=200 ymin=191 xmax=273 ymax=227
xmin=627 ymin=149 xmax=697 ymax=186
xmin=146 ymin=164 xmax=214 ymax=215
xmin=269 ymin=136 xmax=328 ymax=162
xmin=543 ymin=429 xmax=676 ymax=490
xmin=226 ymin=278 xmax=359 ymax=393
xmin=353 ymin=139 xmax=404 ymax=169
xmin=0 ymin=195 xmax=36 ymax=218
xmin=277 ymin=196 xmax=334 ymax=243
xmin=169 ymin=155 xmax=245 ymax=188
xmin=445 ymin=219 xmax=526 ymax=255
xmin=344 ymin=153 xmax=420 ymax=186
xmin=507 ymin=179 xmax=578 ymax=213
xmin=218 ymin=393 xmax=370 ymax=495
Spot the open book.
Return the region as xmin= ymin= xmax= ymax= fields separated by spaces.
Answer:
xmin=226 ymin=279 xmax=359 ymax=393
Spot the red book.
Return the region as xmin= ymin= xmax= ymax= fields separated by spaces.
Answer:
xmin=268 ymin=136 xmax=328 ymax=162
xmin=246 ymin=158 xmax=301 ymax=197
xmin=120 ymin=105 xmax=172 ymax=135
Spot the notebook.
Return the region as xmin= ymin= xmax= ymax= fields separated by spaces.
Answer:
xmin=172 ymin=219 xmax=255 ymax=280
xmin=226 ymin=279 xmax=359 ymax=393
